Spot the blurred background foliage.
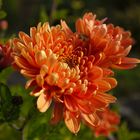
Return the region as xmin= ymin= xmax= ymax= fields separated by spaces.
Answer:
xmin=0 ymin=0 xmax=140 ymax=139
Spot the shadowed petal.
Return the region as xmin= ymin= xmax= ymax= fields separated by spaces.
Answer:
xmin=50 ymin=102 xmax=63 ymax=124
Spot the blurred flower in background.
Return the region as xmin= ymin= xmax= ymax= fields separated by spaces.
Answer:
xmin=0 ymin=40 xmax=12 ymax=71
xmin=0 ymin=20 xmax=8 ymax=30
xmin=93 ymin=108 xmax=120 ymax=137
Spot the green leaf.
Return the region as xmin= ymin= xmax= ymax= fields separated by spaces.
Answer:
xmin=0 ymin=82 xmax=12 ymax=104
xmin=117 ymin=122 xmax=129 ymax=140
xmin=117 ymin=122 xmax=140 ymax=140
xmin=2 ymin=104 xmax=20 ymax=122
xmin=0 ymin=83 xmax=22 ymax=122
xmin=0 ymin=67 xmax=13 ymax=84
xmin=0 ymin=10 xmax=7 ymax=19
xmin=25 ymin=109 xmax=52 ymax=140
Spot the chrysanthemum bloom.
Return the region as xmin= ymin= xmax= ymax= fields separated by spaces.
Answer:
xmin=93 ymin=108 xmax=120 ymax=136
xmin=62 ymin=13 xmax=140 ymax=69
xmin=12 ymin=21 xmax=117 ymax=134
xmin=0 ymin=40 xmax=13 ymax=71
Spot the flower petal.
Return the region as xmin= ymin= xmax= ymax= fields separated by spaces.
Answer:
xmin=30 ymin=88 xmax=45 ymax=96
xmin=25 ymin=79 xmax=36 ymax=89
xmin=64 ymin=95 xmax=78 ymax=112
xmin=50 ymin=102 xmax=63 ymax=124
xmin=37 ymin=92 xmax=52 ymax=112
xmin=64 ymin=110 xmax=80 ymax=134
xmin=82 ymin=113 xmax=99 ymax=127
xmin=88 ymin=66 xmax=103 ymax=81
xmin=104 ymin=77 xmax=117 ymax=89
xmin=95 ymin=80 xmax=111 ymax=92
xmin=96 ymin=92 xmax=116 ymax=104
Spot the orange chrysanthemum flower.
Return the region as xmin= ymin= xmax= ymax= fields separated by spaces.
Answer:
xmin=0 ymin=40 xmax=13 ymax=71
xmin=62 ymin=13 xmax=140 ymax=69
xmin=12 ymin=21 xmax=117 ymax=133
xmin=12 ymin=12 xmax=139 ymax=135
xmin=93 ymin=108 xmax=120 ymax=136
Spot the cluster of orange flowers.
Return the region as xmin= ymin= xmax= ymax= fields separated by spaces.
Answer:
xmin=11 ymin=13 xmax=140 ymax=136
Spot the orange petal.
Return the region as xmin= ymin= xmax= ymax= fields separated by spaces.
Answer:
xmin=19 ymin=31 xmax=32 ymax=46
xmin=104 ymin=78 xmax=117 ymax=89
xmin=36 ymin=74 xmax=44 ymax=87
xmin=35 ymin=50 xmax=47 ymax=65
xmin=88 ymin=66 xmax=103 ymax=81
xmin=21 ymin=49 xmax=37 ymax=67
xmin=76 ymin=98 xmax=93 ymax=114
xmin=25 ymin=79 xmax=36 ymax=89
xmin=112 ymin=63 xmax=137 ymax=70
xmin=13 ymin=39 xmax=27 ymax=51
xmin=94 ymin=52 xmax=105 ymax=65
xmin=61 ymin=20 xmax=73 ymax=35
xmin=64 ymin=95 xmax=78 ymax=112
xmin=50 ymin=102 xmax=63 ymax=124
xmin=30 ymin=27 xmax=37 ymax=43
xmin=30 ymin=88 xmax=45 ymax=97
xmin=112 ymin=57 xmax=140 ymax=69
xmin=64 ymin=110 xmax=80 ymax=134
xmin=91 ymin=97 xmax=107 ymax=109
xmin=120 ymin=57 xmax=140 ymax=64
xmin=37 ymin=93 xmax=52 ymax=112
xmin=21 ymin=69 xmax=37 ymax=78
xmin=76 ymin=19 xmax=85 ymax=34
xmin=103 ymin=68 xmax=114 ymax=76
xmin=78 ymin=104 xmax=93 ymax=114
xmin=82 ymin=113 xmax=99 ymax=127
xmin=95 ymin=80 xmax=111 ymax=92
xmin=96 ymin=92 xmax=116 ymax=104
xmin=121 ymin=45 xmax=132 ymax=56
xmin=40 ymin=65 xmax=49 ymax=76
xmin=14 ymin=56 xmax=34 ymax=70
xmin=87 ymin=83 xmax=98 ymax=94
